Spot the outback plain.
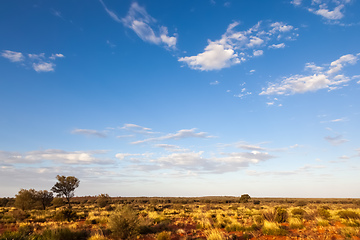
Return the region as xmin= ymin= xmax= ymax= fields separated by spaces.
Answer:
xmin=1 ymin=193 xmax=360 ymax=240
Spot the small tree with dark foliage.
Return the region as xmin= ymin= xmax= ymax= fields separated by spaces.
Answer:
xmin=51 ymin=175 xmax=80 ymax=207
xmin=37 ymin=190 xmax=54 ymax=210
xmin=14 ymin=189 xmax=38 ymax=210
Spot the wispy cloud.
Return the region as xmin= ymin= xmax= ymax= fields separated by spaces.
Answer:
xmin=125 ymin=150 xmax=276 ymax=174
xmin=179 ymin=21 xmax=297 ymax=71
xmin=71 ymin=128 xmax=107 ymax=138
xmin=131 ymin=128 xmax=214 ymax=144
xmin=154 ymin=144 xmax=189 ymax=152
xmin=120 ymin=123 xmax=155 ymax=135
xmin=324 ymin=134 xmax=349 ymax=145
xmin=1 ymin=149 xmax=111 ymax=165
xmin=100 ymin=1 xmax=177 ymax=49
xmin=1 ymin=50 xmax=64 ymax=72
xmin=260 ymin=53 xmax=360 ymax=95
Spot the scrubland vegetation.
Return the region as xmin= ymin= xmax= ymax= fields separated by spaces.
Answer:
xmin=1 ymin=195 xmax=360 ymax=240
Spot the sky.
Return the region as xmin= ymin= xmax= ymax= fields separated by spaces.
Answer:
xmin=1 ymin=0 xmax=360 ymax=198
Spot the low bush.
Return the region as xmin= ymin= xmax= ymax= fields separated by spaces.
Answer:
xmin=205 ymin=229 xmax=225 ymax=240
xmin=338 ymin=210 xmax=360 ymax=220
xmin=156 ymin=231 xmax=171 ymax=240
xmin=40 ymin=227 xmax=89 ymax=240
xmin=291 ymin=208 xmax=306 ymax=218
xmin=261 ymin=221 xmax=287 ymax=236
xmin=108 ymin=206 xmax=139 ymax=239
xmin=53 ymin=209 xmax=77 ymax=222
xmin=274 ymin=208 xmax=288 ymax=223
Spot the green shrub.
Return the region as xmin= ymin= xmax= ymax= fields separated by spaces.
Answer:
xmin=274 ymin=208 xmax=288 ymax=223
xmin=40 ymin=227 xmax=89 ymax=240
xmin=96 ymin=194 xmax=111 ymax=208
xmin=295 ymin=200 xmax=307 ymax=207
xmin=318 ymin=208 xmax=331 ymax=219
xmin=108 ymin=206 xmax=139 ymax=239
xmin=156 ymin=231 xmax=171 ymax=240
xmin=53 ymin=209 xmax=77 ymax=222
xmin=239 ymin=194 xmax=251 ymax=203
xmin=11 ymin=209 xmax=30 ymax=221
xmin=291 ymin=208 xmax=306 ymax=218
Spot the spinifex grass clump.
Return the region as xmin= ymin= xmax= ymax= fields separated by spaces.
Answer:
xmin=108 ymin=205 xmax=139 ymax=240
xmin=261 ymin=220 xmax=287 ymax=236
xmin=288 ymin=217 xmax=304 ymax=229
xmin=337 ymin=210 xmax=360 ymax=220
xmin=274 ymin=207 xmax=288 ymax=223
xmin=291 ymin=208 xmax=307 ymax=218
xmin=205 ymin=229 xmax=225 ymax=240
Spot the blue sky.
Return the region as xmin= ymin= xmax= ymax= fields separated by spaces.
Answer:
xmin=1 ymin=0 xmax=360 ymax=198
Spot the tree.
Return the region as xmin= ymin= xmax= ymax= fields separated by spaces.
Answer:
xmin=14 ymin=189 xmax=38 ymax=210
xmin=36 ymin=190 xmax=54 ymax=210
xmin=96 ymin=193 xmax=111 ymax=208
xmin=239 ymin=194 xmax=251 ymax=203
xmin=51 ymin=175 xmax=80 ymax=207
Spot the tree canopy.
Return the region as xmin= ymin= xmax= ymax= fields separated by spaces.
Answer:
xmin=51 ymin=175 xmax=80 ymax=207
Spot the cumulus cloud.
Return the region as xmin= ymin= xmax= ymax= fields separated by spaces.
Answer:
xmin=269 ymin=43 xmax=285 ymax=49
xmin=100 ymin=1 xmax=177 ymax=49
xmin=71 ymin=128 xmax=107 ymax=138
xmin=131 ymin=128 xmax=214 ymax=144
xmin=1 ymin=50 xmax=64 ymax=72
xmin=260 ymin=53 xmax=359 ymax=95
xmin=179 ymin=21 xmax=297 ymax=71
xmin=253 ymin=49 xmax=264 ymax=56
xmin=1 ymin=50 xmax=25 ymax=62
xmin=33 ymin=62 xmax=55 ymax=72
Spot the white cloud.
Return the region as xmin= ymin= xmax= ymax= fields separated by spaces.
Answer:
xmin=120 ymin=123 xmax=154 ymax=134
xmin=49 ymin=53 xmax=65 ymax=60
xmin=247 ymin=36 xmax=264 ymax=48
xmin=3 ymin=149 xmax=112 ymax=165
xmin=178 ymin=42 xmax=241 ymax=71
xmin=330 ymin=117 xmax=348 ymax=123
xmin=291 ymin=0 xmax=302 ymax=6
xmin=154 ymin=144 xmax=189 ymax=152
xmin=237 ymin=143 xmax=267 ymax=151
xmin=324 ymin=134 xmax=349 ymax=145
xmin=250 ymin=69 xmax=256 ymax=73
xmin=260 ymin=53 xmax=359 ymax=95
xmin=179 ymin=21 xmax=297 ymax=71
xmin=71 ymin=128 xmax=107 ymax=138
xmin=1 ymin=50 xmax=25 ymax=62
xmin=293 ymin=0 xmax=352 ymax=22
xmin=2 ymin=50 xmax=64 ymax=72
xmin=100 ymin=1 xmax=177 ymax=49
xmin=253 ymin=49 xmax=264 ymax=56
xmin=32 ymin=62 xmax=55 ymax=72
xmin=129 ymin=149 xmax=276 ymax=174
xmin=312 ymin=4 xmax=344 ymax=20
xmin=115 ymin=153 xmax=146 ymax=160
xmin=210 ymin=80 xmax=220 ymax=85
xmin=131 ymin=128 xmax=214 ymax=144
xmin=269 ymin=43 xmax=285 ymax=49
